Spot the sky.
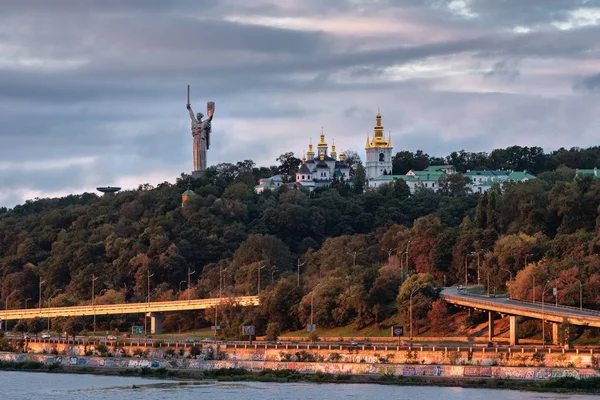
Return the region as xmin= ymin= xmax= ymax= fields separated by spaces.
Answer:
xmin=1 ymin=0 xmax=600 ymax=208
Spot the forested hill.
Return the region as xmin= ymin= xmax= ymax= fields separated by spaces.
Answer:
xmin=1 ymin=145 xmax=600 ymax=336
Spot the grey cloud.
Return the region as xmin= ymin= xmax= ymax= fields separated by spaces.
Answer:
xmin=573 ymin=73 xmax=600 ymax=93
xmin=1 ymin=0 xmax=600 ymax=207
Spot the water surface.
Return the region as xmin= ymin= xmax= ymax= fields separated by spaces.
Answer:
xmin=0 ymin=371 xmax=596 ymax=400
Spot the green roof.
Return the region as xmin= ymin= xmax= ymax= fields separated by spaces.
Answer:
xmin=424 ymin=165 xmax=455 ymax=172
xmin=182 ymin=189 xmax=196 ymax=196
xmin=576 ymin=169 xmax=599 ymax=177
xmin=508 ymin=171 xmax=536 ymax=181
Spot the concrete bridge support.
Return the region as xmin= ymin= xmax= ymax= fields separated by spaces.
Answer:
xmin=488 ymin=311 xmax=494 ymax=342
xmin=148 ymin=312 xmax=163 ymax=334
xmin=509 ymin=315 xmax=520 ymax=346
xmin=552 ymin=322 xmax=559 ymax=345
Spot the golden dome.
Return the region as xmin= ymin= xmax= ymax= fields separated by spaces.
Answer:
xmin=339 ymin=152 xmax=345 ymax=161
xmin=366 ymin=111 xmax=392 ymax=149
xmin=307 ymin=140 xmax=315 ymax=155
xmin=317 ymin=128 xmax=327 ymax=148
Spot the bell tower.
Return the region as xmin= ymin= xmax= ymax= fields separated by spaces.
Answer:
xmin=365 ymin=111 xmax=393 ymax=180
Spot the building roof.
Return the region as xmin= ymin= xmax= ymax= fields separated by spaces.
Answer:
xmin=335 ymin=161 xmax=349 ymax=169
xmin=298 ymin=164 xmax=311 ymax=174
xmin=465 ymin=170 xmax=511 ymax=177
xmin=576 ymin=168 xmax=599 ymax=177
xmin=423 ymin=165 xmax=455 ymax=172
xmin=182 ymin=189 xmax=196 ymax=196
xmin=508 ymin=171 xmax=536 ymax=181
xmin=316 ymin=161 xmax=329 ymax=169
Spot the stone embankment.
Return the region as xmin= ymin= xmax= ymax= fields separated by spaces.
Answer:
xmin=0 ymin=352 xmax=599 ymax=381
xmin=2 ymin=339 xmax=596 ymax=381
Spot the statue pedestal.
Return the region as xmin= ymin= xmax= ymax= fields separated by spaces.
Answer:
xmin=192 ymin=170 xmax=203 ymax=179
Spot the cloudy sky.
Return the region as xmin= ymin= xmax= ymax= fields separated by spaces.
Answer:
xmin=1 ymin=0 xmax=600 ymax=207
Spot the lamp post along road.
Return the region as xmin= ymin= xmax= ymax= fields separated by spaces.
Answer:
xmin=542 ymin=281 xmax=552 ymax=345
xmin=145 ymin=272 xmax=154 ymax=337
xmin=39 ymin=279 xmax=46 ymax=310
xmin=179 ymin=280 xmax=186 ymax=292
xmin=187 ymin=268 xmax=196 ymax=301
xmin=409 ymin=285 xmax=425 ymax=339
xmin=575 ymin=279 xmax=583 ymax=311
xmin=92 ymin=273 xmax=99 ymax=336
xmin=297 ymin=258 xmax=306 ymax=288
xmin=310 ymin=292 xmax=314 ymax=327
xmin=258 ymin=265 xmax=266 ymax=296
xmin=25 ymin=298 xmax=32 ymax=309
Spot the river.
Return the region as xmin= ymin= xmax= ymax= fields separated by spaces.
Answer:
xmin=0 ymin=371 xmax=596 ymax=399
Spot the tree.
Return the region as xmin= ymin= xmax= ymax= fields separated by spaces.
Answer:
xmin=428 ymin=299 xmax=452 ymax=334
xmin=397 ymin=274 xmax=441 ymax=334
xmin=276 ymin=152 xmax=302 ymax=181
xmin=265 ymin=322 xmax=281 ymax=341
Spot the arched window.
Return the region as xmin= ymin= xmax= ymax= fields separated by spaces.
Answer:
xmin=379 ymin=153 xmax=385 ymax=162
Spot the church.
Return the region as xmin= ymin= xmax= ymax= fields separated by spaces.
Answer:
xmin=254 ymin=112 xmax=392 ymax=193
xmin=293 ymin=130 xmax=351 ymax=191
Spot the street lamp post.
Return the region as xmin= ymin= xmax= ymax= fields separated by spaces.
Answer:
xmin=532 ymin=274 xmax=535 ymax=304
xmin=409 ymin=285 xmax=424 ymax=339
xmin=525 ymin=253 xmax=533 ymax=268
xmin=187 ymin=268 xmax=196 ymax=301
xmin=475 ymin=251 xmax=481 ymax=286
xmin=39 ymin=279 xmax=46 ymax=310
xmin=92 ymin=273 xmax=99 ymax=337
xmin=5 ymin=290 xmax=16 ymax=331
xmin=382 ymin=248 xmax=394 ymax=266
xmin=25 ymin=298 xmax=32 ymax=309
xmin=575 ymin=279 xmax=583 ymax=311
xmin=145 ymin=271 xmax=154 ymax=337
xmin=271 ymin=266 xmax=277 ymax=284
xmin=258 ymin=265 xmax=266 ymax=296
xmin=347 ymin=251 xmax=361 ymax=267
xmin=215 ymin=266 xmax=228 ymax=339
xmin=542 ymin=281 xmax=552 ymax=345
xmin=179 ymin=280 xmax=186 ymax=292
xmin=405 ymin=241 xmax=411 ymax=275
xmin=465 ymin=253 xmax=474 ymax=287
xmin=310 ymin=292 xmax=314 ymax=327
xmin=297 ymin=258 xmax=306 ymax=288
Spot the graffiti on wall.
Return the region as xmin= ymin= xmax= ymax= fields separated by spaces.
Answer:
xmin=0 ymin=353 xmax=598 ymax=381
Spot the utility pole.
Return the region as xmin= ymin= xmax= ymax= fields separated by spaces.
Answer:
xmin=39 ymin=278 xmax=46 ymax=310
xmin=187 ymin=267 xmax=196 ymax=301
xmin=405 ymin=241 xmax=412 ymax=275
xmin=310 ymin=292 xmax=314 ymax=326
xmin=258 ymin=265 xmax=266 ymax=295
xmin=145 ymin=271 xmax=154 ymax=337
xmin=347 ymin=251 xmax=361 ymax=267
xmin=297 ymin=258 xmax=306 ymax=287
xmin=476 ymin=251 xmax=481 ymax=285
xmin=382 ymin=248 xmax=394 ymax=266
xmin=92 ymin=273 xmax=99 ymax=337
xmin=271 ymin=266 xmax=277 ymax=284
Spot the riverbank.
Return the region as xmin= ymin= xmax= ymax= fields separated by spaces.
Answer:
xmin=0 ymin=360 xmax=599 ymax=394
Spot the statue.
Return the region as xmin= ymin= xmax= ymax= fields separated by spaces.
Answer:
xmin=186 ymin=85 xmax=215 ymax=175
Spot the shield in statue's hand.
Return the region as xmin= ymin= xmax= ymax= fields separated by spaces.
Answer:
xmin=207 ymin=101 xmax=215 ymax=118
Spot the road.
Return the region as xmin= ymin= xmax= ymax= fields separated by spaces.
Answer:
xmin=441 ymin=287 xmax=600 ymax=328
xmin=0 ymin=296 xmax=259 ymax=321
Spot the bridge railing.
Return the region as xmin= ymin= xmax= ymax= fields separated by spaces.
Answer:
xmin=443 ymin=291 xmax=600 ymax=316
xmin=441 ymin=293 xmax=600 ymax=319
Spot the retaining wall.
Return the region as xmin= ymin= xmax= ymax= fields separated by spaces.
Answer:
xmin=0 ymin=352 xmax=598 ymax=380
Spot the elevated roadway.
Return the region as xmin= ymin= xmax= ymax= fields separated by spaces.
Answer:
xmin=0 ymin=296 xmax=259 ymax=333
xmin=441 ymin=287 xmax=600 ymax=345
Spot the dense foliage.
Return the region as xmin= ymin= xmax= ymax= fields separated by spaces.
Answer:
xmin=1 ymin=145 xmax=600 ymax=338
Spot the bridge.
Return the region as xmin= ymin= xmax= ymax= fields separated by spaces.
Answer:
xmin=0 ymin=296 xmax=260 ymax=334
xmin=441 ymin=287 xmax=600 ymax=346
